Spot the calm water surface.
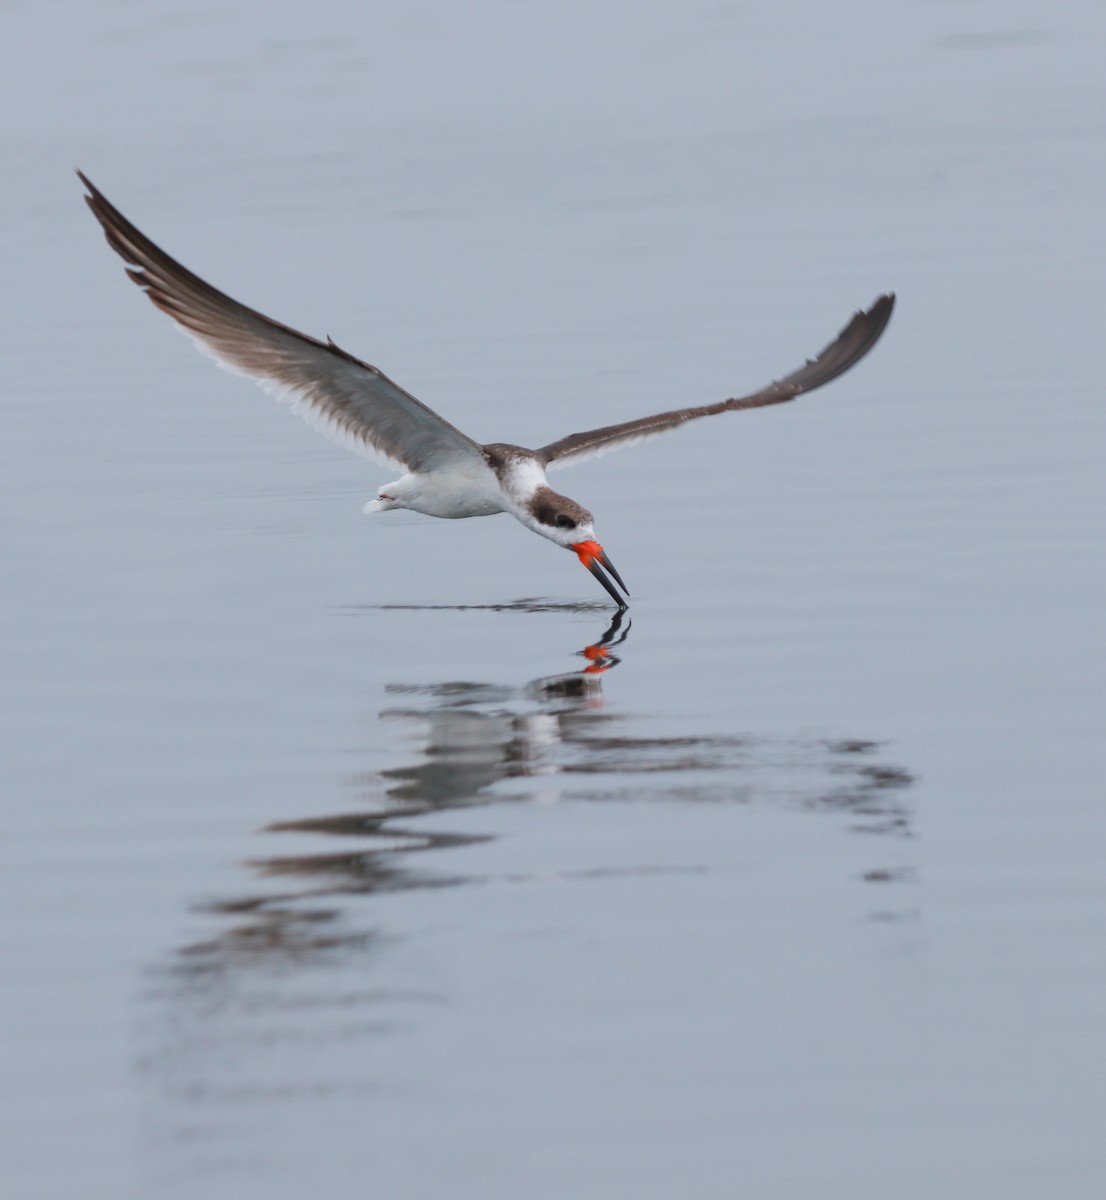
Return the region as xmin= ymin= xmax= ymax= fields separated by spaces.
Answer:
xmin=3 ymin=1 xmax=1105 ymax=1197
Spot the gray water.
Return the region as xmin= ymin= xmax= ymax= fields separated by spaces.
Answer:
xmin=3 ymin=1 xmax=1105 ymax=1196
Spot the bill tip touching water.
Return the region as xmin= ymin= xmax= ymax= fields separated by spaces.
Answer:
xmin=78 ymin=170 xmax=894 ymax=610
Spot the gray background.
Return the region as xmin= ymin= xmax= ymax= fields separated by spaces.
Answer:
xmin=3 ymin=1 xmax=1104 ymax=1196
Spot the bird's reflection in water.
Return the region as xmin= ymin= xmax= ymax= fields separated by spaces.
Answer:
xmin=178 ymin=609 xmax=914 ymax=975
xmin=178 ymin=612 xmax=631 ymax=972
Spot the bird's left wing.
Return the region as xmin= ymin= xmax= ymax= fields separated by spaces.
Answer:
xmin=539 ymin=293 xmax=894 ymax=469
xmin=80 ymin=172 xmax=485 ymax=474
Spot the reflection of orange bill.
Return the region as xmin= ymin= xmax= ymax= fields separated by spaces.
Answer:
xmin=581 ymin=643 xmax=611 ymax=674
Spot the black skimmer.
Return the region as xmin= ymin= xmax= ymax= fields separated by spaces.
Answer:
xmin=79 ymin=172 xmax=894 ymax=609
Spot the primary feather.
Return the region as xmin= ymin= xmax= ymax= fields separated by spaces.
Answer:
xmin=539 ymin=293 xmax=895 ymax=469
xmin=79 ymin=171 xmax=484 ymax=475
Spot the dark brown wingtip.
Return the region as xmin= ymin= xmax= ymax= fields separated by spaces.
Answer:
xmin=78 ymin=171 xmax=138 ymax=258
xmin=78 ymin=172 xmax=101 ymax=225
xmin=861 ymin=290 xmax=895 ymax=350
xmin=77 ymin=169 xmax=107 ymax=216
xmin=844 ymin=291 xmax=895 ymax=349
xmin=783 ymin=290 xmax=896 ymax=397
xmin=76 ymin=170 xmax=263 ymax=329
xmin=848 ymin=291 xmax=895 ymax=361
xmin=866 ymin=291 xmax=896 ymax=333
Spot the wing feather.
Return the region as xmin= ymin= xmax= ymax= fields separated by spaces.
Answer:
xmin=540 ymin=294 xmax=895 ymax=469
xmin=79 ymin=172 xmax=484 ymax=473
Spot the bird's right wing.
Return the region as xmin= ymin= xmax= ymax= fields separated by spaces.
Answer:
xmin=80 ymin=172 xmax=485 ymax=474
xmin=539 ymin=294 xmax=895 ymax=469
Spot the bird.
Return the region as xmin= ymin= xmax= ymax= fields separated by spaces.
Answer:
xmin=79 ymin=172 xmax=894 ymax=609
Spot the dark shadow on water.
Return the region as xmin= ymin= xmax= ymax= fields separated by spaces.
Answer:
xmin=338 ymin=597 xmax=615 ymax=614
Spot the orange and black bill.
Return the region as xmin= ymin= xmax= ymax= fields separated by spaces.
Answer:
xmin=571 ymin=540 xmax=630 ymax=609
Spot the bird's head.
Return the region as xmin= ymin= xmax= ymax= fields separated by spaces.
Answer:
xmin=525 ymin=486 xmax=629 ymax=608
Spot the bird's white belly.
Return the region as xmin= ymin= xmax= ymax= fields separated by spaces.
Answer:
xmin=365 ymin=466 xmax=506 ymax=519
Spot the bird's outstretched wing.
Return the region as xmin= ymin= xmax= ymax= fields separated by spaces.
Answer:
xmin=539 ymin=293 xmax=895 ymax=469
xmin=79 ymin=172 xmax=485 ymax=473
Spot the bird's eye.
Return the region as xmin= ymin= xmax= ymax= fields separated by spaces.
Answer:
xmin=556 ymin=514 xmax=576 ymax=529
